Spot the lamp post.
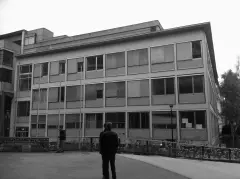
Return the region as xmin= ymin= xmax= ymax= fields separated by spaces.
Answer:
xmin=169 ymin=105 xmax=173 ymax=143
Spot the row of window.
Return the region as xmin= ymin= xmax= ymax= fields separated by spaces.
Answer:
xmin=29 ymin=110 xmax=206 ymax=130
xmin=32 ymin=75 xmax=204 ymax=101
xmin=19 ymin=40 xmax=202 ymax=78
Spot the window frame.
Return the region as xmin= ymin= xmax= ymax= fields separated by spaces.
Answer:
xmin=178 ymin=75 xmax=204 ymax=94
xmin=128 ymin=112 xmax=149 ymax=129
xmin=41 ymin=62 xmax=48 ymax=76
xmin=152 ymin=78 xmax=174 ymax=95
xmin=77 ymin=61 xmax=84 ymax=72
xmin=86 ymin=55 xmax=104 ymax=71
xmin=17 ymin=101 xmax=30 ymax=117
xmin=177 ymin=40 xmax=202 ymax=61
xmin=59 ymin=61 xmax=66 ymax=74
xmin=180 ymin=110 xmax=206 ymax=129
xmin=150 ymin=44 xmax=174 ymax=65
xmin=127 ymin=48 xmax=148 ymax=67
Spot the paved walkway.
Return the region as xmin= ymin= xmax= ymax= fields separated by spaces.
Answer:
xmin=0 ymin=152 xmax=188 ymax=179
xmin=119 ymin=154 xmax=240 ymax=179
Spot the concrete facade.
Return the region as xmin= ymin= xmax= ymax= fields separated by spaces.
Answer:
xmin=11 ymin=21 xmax=221 ymax=145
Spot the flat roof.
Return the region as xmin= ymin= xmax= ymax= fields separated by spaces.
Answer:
xmin=16 ymin=22 xmax=218 ymax=85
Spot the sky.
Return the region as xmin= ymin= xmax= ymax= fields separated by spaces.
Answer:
xmin=0 ymin=0 xmax=239 ymax=81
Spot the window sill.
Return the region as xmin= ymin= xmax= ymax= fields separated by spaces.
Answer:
xmin=151 ymin=61 xmax=174 ymax=65
xmin=177 ymin=58 xmax=202 ymax=61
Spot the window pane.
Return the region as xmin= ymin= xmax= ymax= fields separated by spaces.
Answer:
xmin=48 ymin=87 xmax=58 ymax=102
xmin=194 ymin=75 xmax=204 ymax=93
xmin=141 ymin=112 xmax=149 ymax=128
xmin=77 ymin=62 xmax=84 ymax=72
xmin=85 ymin=84 xmax=96 ymax=100
xmin=177 ymin=42 xmax=192 ymax=60
xmin=151 ymin=46 xmax=164 ymax=64
xmin=59 ymin=61 xmax=65 ymax=74
xmin=60 ymin=87 xmax=65 ymax=102
xmin=67 ymin=86 xmax=81 ymax=101
xmin=180 ymin=111 xmax=194 ymax=128
xmin=195 ymin=111 xmax=206 ymax=128
xmin=87 ymin=56 xmax=96 ymax=71
xmin=106 ymin=82 xmax=117 ymax=98
xmin=140 ymin=80 xmax=149 ymax=97
xmin=20 ymin=64 xmax=31 ymax=74
xmin=152 ymin=79 xmax=164 ymax=95
xmin=19 ymin=75 xmax=31 ymax=91
xmin=179 ymin=77 xmax=193 ymax=94
xmin=106 ymin=113 xmax=125 ymax=128
xmin=17 ymin=101 xmax=30 ymax=116
xmin=97 ymin=55 xmax=103 ymax=70
xmin=128 ymin=81 xmax=141 ymax=97
xmin=96 ymin=113 xmax=103 ymax=128
xmin=3 ymin=50 xmax=13 ymax=67
xmin=166 ymin=78 xmax=174 ymax=94
xmin=42 ymin=63 xmax=48 ymax=76
xmin=106 ymin=52 xmax=125 ymax=69
xmin=192 ymin=41 xmax=202 ymax=58
xmin=129 ymin=113 xmax=140 ymax=128
xmin=127 ymin=48 xmax=148 ymax=66
xmin=152 ymin=111 xmax=176 ymax=126
xmin=164 ymin=45 xmax=174 ymax=62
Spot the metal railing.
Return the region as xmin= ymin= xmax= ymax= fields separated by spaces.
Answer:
xmin=1 ymin=137 xmax=240 ymax=163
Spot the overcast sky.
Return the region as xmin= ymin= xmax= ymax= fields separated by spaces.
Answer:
xmin=0 ymin=0 xmax=239 ymax=80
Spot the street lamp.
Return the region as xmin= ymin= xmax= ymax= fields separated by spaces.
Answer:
xmin=169 ymin=105 xmax=173 ymax=143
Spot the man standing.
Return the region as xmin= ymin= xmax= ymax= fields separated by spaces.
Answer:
xmin=100 ymin=122 xmax=119 ymax=179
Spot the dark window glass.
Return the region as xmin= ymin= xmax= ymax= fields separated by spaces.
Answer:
xmin=194 ymin=75 xmax=204 ymax=93
xmin=87 ymin=56 xmax=96 ymax=71
xmin=58 ymin=87 xmax=65 ymax=102
xmin=48 ymin=125 xmax=57 ymax=129
xmin=180 ymin=111 xmax=194 ymax=128
xmin=129 ymin=113 xmax=140 ymax=128
xmin=141 ymin=112 xmax=149 ymax=129
xmin=106 ymin=113 xmax=125 ymax=128
xmin=31 ymin=124 xmax=37 ymax=129
xmin=179 ymin=77 xmax=193 ymax=94
xmin=152 ymin=79 xmax=164 ymax=95
xmin=2 ymin=50 xmax=13 ymax=67
xmin=77 ymin=62 xmax=84 ymax=72
xmin=17 ymin=101 xmax=30 ymax=117
xmin=96 ymin=113 xmax=103 ymax=128
xmin=192 ymin=41 xmax=202 ymax=58
xmin=166 ymin=78 xmax=174 ymax=94
xmin=42 ymin=63 xmax=48 ymax=76
xmin=38 ymin=124 xmax=45 ymax=129
xmin=97 ymin=55 xmax=103 ymax=70
xmin=66 ymin=123 xmax=75 ymax=129
xmin=0 ymin=68 xmax=12 ymax=83
xmin=59 ymin=61 xmax=65 ymax=74
xmin=96 ymin=90 xmax=103 ymax=99
xmin=195 ymin=111 xmax=206 ymax=128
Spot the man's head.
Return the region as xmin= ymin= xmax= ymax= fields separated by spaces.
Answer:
xmin=106 ymin=122 xmax=112 ymax=131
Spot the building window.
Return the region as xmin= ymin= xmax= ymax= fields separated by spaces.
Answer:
xmin=18 ymin=64 xmax=32 ymax=91
xmin=48 ymin=87 xmax=65 ymax=102
xmin=1 ymin=50 xmax=13 ymax=67
xmin=25 ymin=36 xmax=35 ymax=45
xmin=32 ymin=89 xmax=47 ymax=103
xmin=177 ymin=40 xmax=202 ymax=60
xmin=65 ymin=114 xmax=82 ymax=129
xmin=106 ymin=52 xmax=125 ymax=69
xmin=85 ymin=113 xmax=103 ymax=128
xmin=106 ymin=82 xmax=125 ymax=98
xmin=106 ymin=112 xmax=125 ymax=128
xmin=152 ymin=111 xmax=177 ymax=129
xmin=77 ymin=62 xmax=84 ymax=72
xmin=151 ymin=45 xmax=174 ymax=64
xmin=17 ymin=101 xmax=30 ymax=117
xmin=66 ymin=85 xmax=83 ymax=102
xmin=152 ymin=78 xmax=174 ymax=95
xmin=180 ymin=110 xmax=206 ymax=129
xmin=129 ymin=112 xmax=149 ymax=129
xmin=0 ymin=68 xmax=12 ymax=83
xmin=179 ymin=75 xmax=204 ymax=94
xmin=127 ymin=48 xmax=148 ymax=67
xmin=85 ymin=84 xmax=103 ymax=100
xmin=42 ymin=63 xmax=48 ymax=76
xmin=128 ymin=80 xmax=149 ymax=98
xmin=86 ymin=55 xmax=103 ymax=71
xmin=59 ymin=61 xmax=65 ymax=74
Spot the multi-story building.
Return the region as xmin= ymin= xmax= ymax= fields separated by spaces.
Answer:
xmin=12 ymin=20 xmax=221 ymax=146
xmin=0 ymin=30 xmax=25 ymax=137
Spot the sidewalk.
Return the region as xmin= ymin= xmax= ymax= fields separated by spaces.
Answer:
xmin=119 ymin=154 xmax=240 ymax=179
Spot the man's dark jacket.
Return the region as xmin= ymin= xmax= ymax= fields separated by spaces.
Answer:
xmin=100 ymin=131 xmax=119 ymax=155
